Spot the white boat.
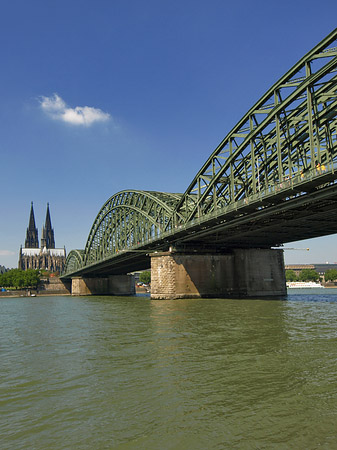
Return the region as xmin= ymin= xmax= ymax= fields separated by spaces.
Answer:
xmin=286 ymin=281 xmax=325 ymax=289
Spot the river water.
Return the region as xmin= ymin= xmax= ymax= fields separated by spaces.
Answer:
xmin=1 ymin=291 xmax=337 ymax=449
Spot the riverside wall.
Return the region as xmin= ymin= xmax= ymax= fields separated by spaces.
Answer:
xmin=0 ymin=277 xmax=71 ymax=297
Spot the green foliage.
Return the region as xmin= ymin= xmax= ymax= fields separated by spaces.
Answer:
xmin=286 ymin=270 xmax=298 ymax=282
xmin=324 ymin=269 xmax=337 ymax=282
xmin=0 ymin=269 xmax=40 ymax=289
xmin=299 ymin=268 xmax=319 ymax=281
xmin=139 ymin=271 xmax=151 ymax=284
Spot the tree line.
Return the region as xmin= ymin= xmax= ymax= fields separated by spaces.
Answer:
xmin=286 ymin=268 xmax=337 ymax=282
xmin=0 ymin=269 xmax=40 ymax=289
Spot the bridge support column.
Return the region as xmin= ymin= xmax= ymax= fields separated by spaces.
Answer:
xmin=108 ymin=275 xmax=136 ymax=295
xmin=71 ymin=275 xmax=135 ymax=296
xmin=150 ymin=248 xmax=286 ymax=299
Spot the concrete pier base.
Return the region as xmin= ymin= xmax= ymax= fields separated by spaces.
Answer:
xmin=71 ymin=274 xmax=135 ymax=296
xmin=150 ymin=248 xmax=286 ymax=299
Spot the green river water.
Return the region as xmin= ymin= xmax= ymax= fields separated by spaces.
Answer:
xmin=1 ymin=292 xmax=337 ymax=449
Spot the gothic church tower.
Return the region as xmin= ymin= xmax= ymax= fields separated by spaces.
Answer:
xmin=41 ymin=203 xmax=55 ymax=249
xmin=19 ymin=202 xmax=66 ymax=272
xmin=24 ymin=202 xmax=39 ymax=248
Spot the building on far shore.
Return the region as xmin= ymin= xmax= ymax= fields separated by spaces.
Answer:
xmin=285 ymin=263 xmax=337 ymax=280
xmin=18 ymin=202 xmax=66 ymax=272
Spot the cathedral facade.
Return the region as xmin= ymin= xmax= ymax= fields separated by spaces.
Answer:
xmin=18 ymin=203 xmax=66 ymax=272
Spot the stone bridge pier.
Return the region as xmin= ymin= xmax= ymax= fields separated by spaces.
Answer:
xmin=71 ymin=274 xmax=135 ymax=296
xmin=150 ymin=248 xmax=286 ymax=299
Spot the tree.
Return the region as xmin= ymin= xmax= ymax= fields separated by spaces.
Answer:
xmin=13 ymin=269 xmax=25 ymax=289
xmin=286 ymin=270 xmax=297 ymax=281
xmin=139 ymin=271 xmax=151 ymax=284
xmin=299 ymin=268 xmax=319 ymax=281
xmin=0 ymin=268 xmax=40 ymax=289
xmin=0 ymin=271 xmax=10 ymax=287
xmin=324 ymin=269 xmax=337 ymax=282
xmin=25 ymin=269 xmax=40 ymax=287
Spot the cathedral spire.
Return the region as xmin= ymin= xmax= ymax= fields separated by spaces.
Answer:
xmin=25 ymin=202 xmax=39 ymax=248
xmin=45 ymin=202 xmax=52 ymax=230
xmin=41 ymin=203 xmax=55 ymax=249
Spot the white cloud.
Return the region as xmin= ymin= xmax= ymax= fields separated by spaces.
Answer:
xmin=0 ymin=250 xmax=15 ymax=256
xmin=39 ymin=93 xmax=111 ymax=126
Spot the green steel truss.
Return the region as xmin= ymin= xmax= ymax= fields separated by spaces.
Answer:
xmin=64 ymin=249 xmax=85 ymax=274
xmin=171 ymin=28 xmax=337 ymax=225
xmin=64 ymin=29 xmax=337 ymax=276
xmin=82 ymin=190 xmax=183 ymax=266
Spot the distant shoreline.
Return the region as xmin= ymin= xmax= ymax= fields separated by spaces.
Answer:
xmin=0 ymin=290 xmax=71 ymax=298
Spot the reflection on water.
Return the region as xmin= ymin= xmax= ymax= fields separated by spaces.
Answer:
xmin=1 ymin=294 xmax=337 ymax=449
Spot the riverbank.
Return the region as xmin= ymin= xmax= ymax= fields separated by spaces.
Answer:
xmin=1 ymin=280 xmax=335 ymax=298
xmin=1 ymin=283 xmax=149 ymax=298
xmin=0 ymin=290 xmax=71 ymax=298
xmin=0 ymin=276 xmax=71 ymax=298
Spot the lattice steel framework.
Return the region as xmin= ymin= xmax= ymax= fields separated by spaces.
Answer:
xmin=64 ymin=250 xmax=84 ymax=274
xmin=82 ymin=190 xmax=183 ymax=266
xmin=171 ymin=28 xmax=337 ymax=225
xmin=64 ymin=29 xmax=337 ymax=275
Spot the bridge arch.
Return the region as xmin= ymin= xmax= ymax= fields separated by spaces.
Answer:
xmin=173 ymin=28 xmax=337 ymax=224
xmin=82 ymin=190 xmax=183 ymax=265
xmin=64 ymin=250 xmax=85 ymax=273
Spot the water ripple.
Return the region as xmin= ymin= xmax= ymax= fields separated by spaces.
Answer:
xmin=1 ymin=295 xmax=337 ymax=449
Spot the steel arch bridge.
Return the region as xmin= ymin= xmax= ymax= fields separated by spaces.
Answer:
xmin=63 ymin=29 xmax=337 ymax=278
xmin=63 ymin=191 xmax=184 ymax=274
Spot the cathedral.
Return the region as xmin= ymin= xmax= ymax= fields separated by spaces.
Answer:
xmin=18 ymin=202 xmax=66 ymax=272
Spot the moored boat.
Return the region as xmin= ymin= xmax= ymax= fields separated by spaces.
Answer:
xmin=286 ymin=281 xmax=325 ymax=289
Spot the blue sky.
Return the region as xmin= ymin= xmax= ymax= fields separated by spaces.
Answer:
xmin=1 ymin=0 xmax=337 ymax=268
